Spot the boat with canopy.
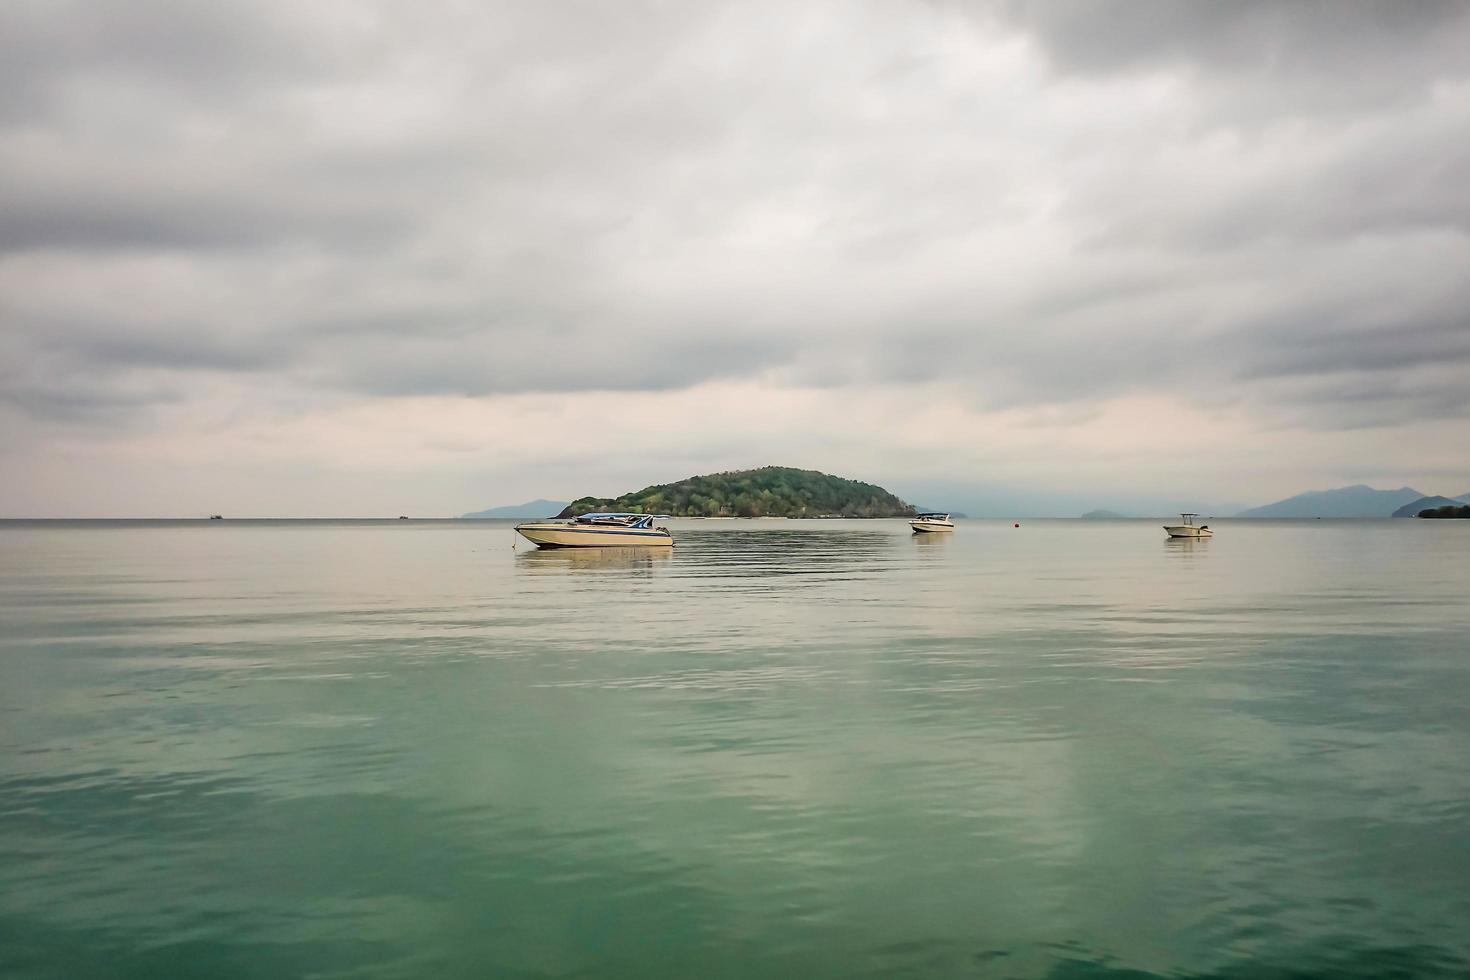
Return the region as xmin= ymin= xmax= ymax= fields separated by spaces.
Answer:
xmin=1163 ymin=513 xmax=1213 ymax=538
xmin=514 ymin=512 xmax=674 ymax=549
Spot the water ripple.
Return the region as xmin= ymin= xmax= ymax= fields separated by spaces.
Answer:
xmin=2 ymin=519 xmax=1470 ymax=977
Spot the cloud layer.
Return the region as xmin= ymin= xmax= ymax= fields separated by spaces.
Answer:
xmin=2 ymin=1 xmax=1468 ymax=514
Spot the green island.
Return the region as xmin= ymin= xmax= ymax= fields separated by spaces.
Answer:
xmin=1418 ymin=505 xmax=1470 ymax=518
xmin=559 ymin=466 xmax=918 ymax=519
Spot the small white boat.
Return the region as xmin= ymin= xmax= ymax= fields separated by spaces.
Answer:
xmin=910 ymin=512 xmax=955 ymax=533
xmin=1163 ymin=513 xmax=1213 ymax=538
xmin=515 ymin=512 xmax=673 ymax=549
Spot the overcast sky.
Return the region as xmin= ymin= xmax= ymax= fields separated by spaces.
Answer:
xmin=3 ymin=0 xmax=1469 ymax=516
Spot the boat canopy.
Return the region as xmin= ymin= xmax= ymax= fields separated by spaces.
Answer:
xmin=573 ymin=512 xmax=671 ymax=529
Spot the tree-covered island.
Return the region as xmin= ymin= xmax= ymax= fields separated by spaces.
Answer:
xmin=559 ymin=466 xmax=918 ymax=519
xmin=1418 ymin=504 xmax=1470 ymax=518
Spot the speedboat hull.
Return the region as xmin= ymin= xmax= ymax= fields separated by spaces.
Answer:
xmin=1163 ymin=525 xmax=1212 ymax=538
xmin=910 ymin=519 xmax=955 ymax=533
xmin=515 ymin=522 xmax=673 ymax=548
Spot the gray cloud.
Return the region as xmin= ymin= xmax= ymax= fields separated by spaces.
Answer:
xmin=985 ymin=0 xmax=1470 ymax=115
xmin=0 ymin=185 xmax=414 ymax=253
xmin=1067 ymin=95 xmax=1470 ymax=252
xmin=0 ymin=0 xmax=329 ymax=122
xmin=1244 ymin=312 xmax=1470 ymax=382
xmin=1 ymin=0 xmax=1468 ymax=448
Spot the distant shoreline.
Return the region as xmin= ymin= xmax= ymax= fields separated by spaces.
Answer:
xmin=6 ymin=515 xmax=1460 ymax=524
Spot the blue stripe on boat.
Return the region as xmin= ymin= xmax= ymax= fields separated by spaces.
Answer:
xmin=527 ymin=526 xmax=668 ymax=537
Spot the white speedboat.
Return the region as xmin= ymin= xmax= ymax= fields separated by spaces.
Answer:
xmin=515 ymin=512 xmax=673 ymax=548
xmin=1163 ymin=513 xmax=1213 ymax=538
xmin=910 ymin=512 xmax=955 ymax=533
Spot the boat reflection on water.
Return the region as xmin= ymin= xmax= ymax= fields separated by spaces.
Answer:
xmin=1164 ymin=535 xmax=1211 ymax=558
xmin=516 ymin=546 xmax=671 ymax=575
xmin=673 ymin=528 xmax=897 ymax=583
xmin=513 ymin=524 xmax=902 ymax=588
xmin=911 ymin=529 xmax=952 ymax=558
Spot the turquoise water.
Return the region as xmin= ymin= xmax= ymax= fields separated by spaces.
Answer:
xmin=2 ymin=518 xmax=1468 ymax=978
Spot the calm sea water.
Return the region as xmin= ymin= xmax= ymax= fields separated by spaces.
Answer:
xmin=2 ymin=518 xmax=1468 ymax=979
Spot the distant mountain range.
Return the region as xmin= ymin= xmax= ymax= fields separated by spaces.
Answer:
xmin=1236 ymin=485 xmax=1470 ymax=518
xmin=461 ymin=499 xmax=568 ymax=519
xmin=466 ymin=483 xmax=1470 ymax=521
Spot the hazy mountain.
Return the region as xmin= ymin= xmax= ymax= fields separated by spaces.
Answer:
xmin=1080 ymin=509 xmax=1128 ymax=520
xmin=462 ymin=499 xmax=568 ymax=519
xmin=914 ymin=506 xmax=968 ymax=518
xmin=889 ymin=480 xmax=1237 ymax=519
xmin=1235 ymin=485 xmax=1425 ymax=518
xmin=1391 ymin=496 xmax=1466 ymax=518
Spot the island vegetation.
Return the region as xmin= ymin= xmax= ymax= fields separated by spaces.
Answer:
xmin=1418 ymin=505 xmax=1470 ymax=519
xmin=560 ymin=466 xmax=918 ymax=519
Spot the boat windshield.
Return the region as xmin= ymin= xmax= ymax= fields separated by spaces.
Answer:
xmin=916 ymin=513 xmax=950 ymax=520
xmin=573 ymin=512 xmax=668 ymax=529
